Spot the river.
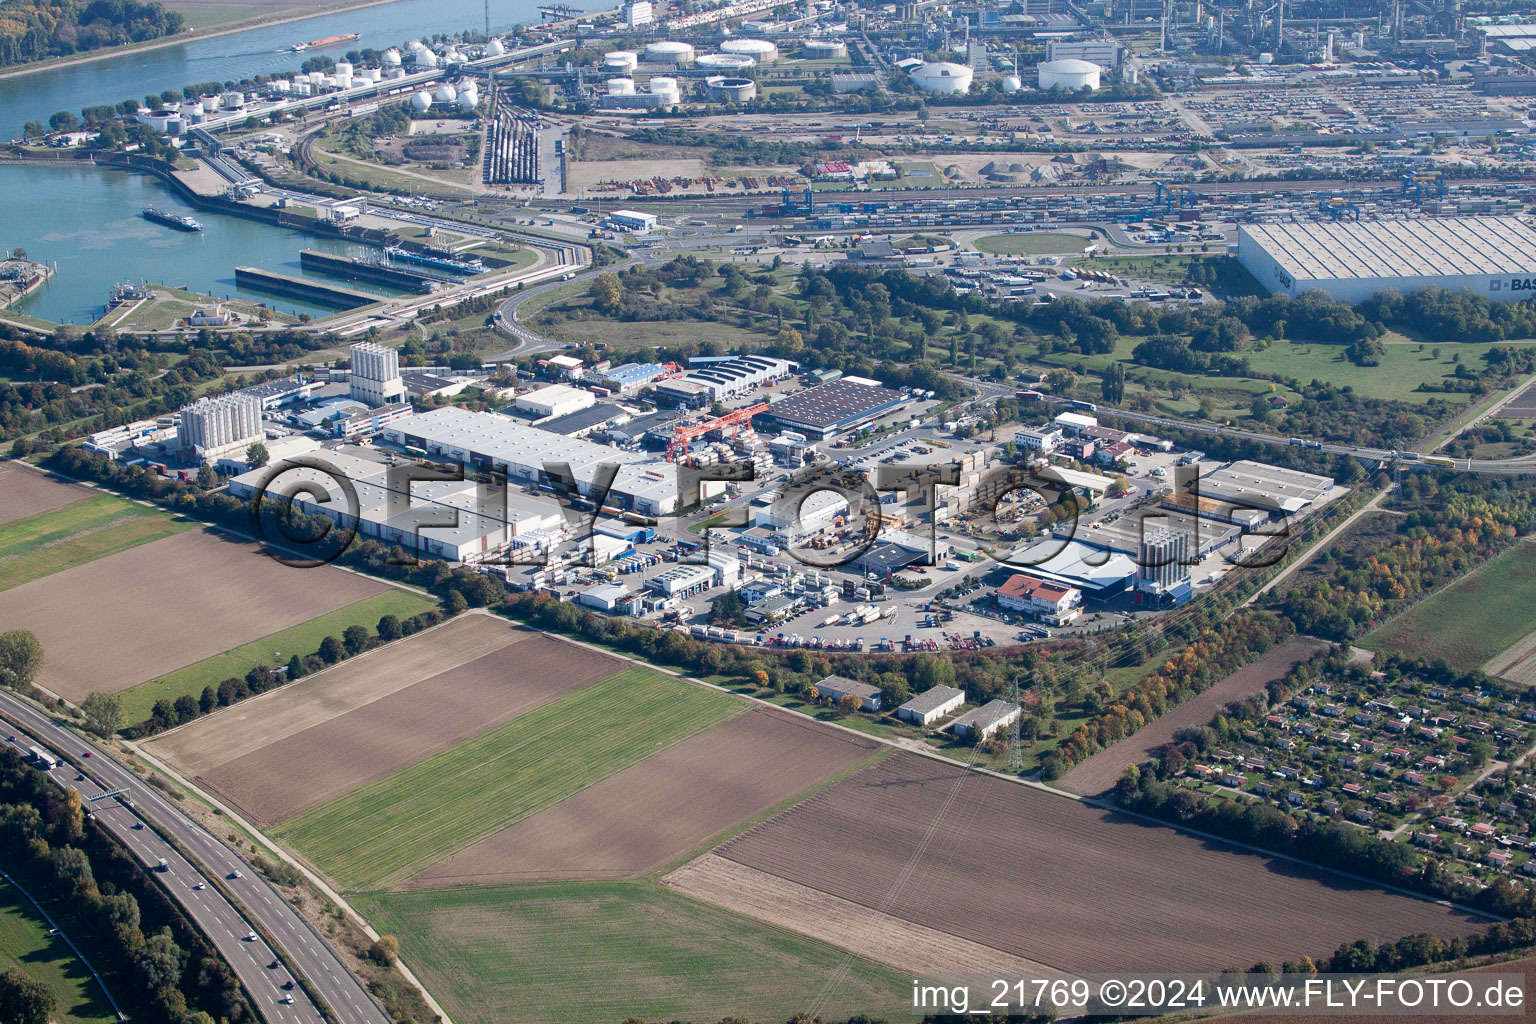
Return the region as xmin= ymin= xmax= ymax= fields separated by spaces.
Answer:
xmin=4 ymin=162 xmax=391 ymax=323
xmin=0 ymin=0 xmax=599 ymax=140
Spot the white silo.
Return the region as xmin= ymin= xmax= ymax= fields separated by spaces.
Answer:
xmin=604 ymin=50 xmax=639 ymax=72
xmin=909 ymin=61 xmax=974 ymax=94
xmin=409 ymin=90 xmax=433 ymax=113
xmin=486 ymin=38 xmax=506 ymax=56
xmin=649 ymin=75 xmax=681 ymax=105
xmin=607 ymin=77 xmax=637 ymax=95
xmin=644 ymin=40 xmax=695 ymax=65
xmin=720 ymin=38 xmax=778 ymax=63
xmin=1037 ymin=58 xmax=1101 ymax=90
xmin=382 ymin=47 xmax=402 ymax=66
xmin=1001 ymin=74 xmax=1022 ymax=93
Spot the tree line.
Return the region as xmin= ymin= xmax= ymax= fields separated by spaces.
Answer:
xmin=0 ymin=0 xmax=183 ymax=69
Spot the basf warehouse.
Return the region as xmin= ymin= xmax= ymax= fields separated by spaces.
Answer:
xmin=1237 ymin=216 xmax=1536 ymax=304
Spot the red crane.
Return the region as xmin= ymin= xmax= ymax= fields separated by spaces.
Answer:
xmin=666 ymin=402 xmax=768 ymax=462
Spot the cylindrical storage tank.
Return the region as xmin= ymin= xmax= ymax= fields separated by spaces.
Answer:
xmin=1121 ymin=64 xmax=1138 ymax=84
xmin=335 ymin=72 xmax=353 ymax=88
xmin=801 ymin=38 xmax=846 ymax=59
xmin=1001 ymin=74 xmax=1021 ymax=93
xmin=382 ymin=47 xmax=402 ymax=66
xmin=486 ymin=38 xmax=506 ymax=56
xmin=365 ymin=67 xmax=383 ymax=82
xmin=272 ymin=79 xmax=292 ymax=93
xmin=199 ymin=94 xmax=221 ymax=111
xmin=644 ymin=40 xmax=695 ymax=65
xmin=434 ymin=82 xmax=457 ymax=103
xmin=335 ymin=61 xmax=353 ymax=77
xmin=720 ymin=38 xmax=777 ymax=63
xmin=386 ymin=67 xmax=406 ymax=79
xmin=294 ymin=82 xmax=313 ymax=97
xmin=697 ymin=52 xmax=755 ymax=69
xmin=307 ymin=70 xmax=325 ymax=84
xmin=607 ymin=77 xmax=636 ymax=95
xmin=409 ymin=90 xmax=433 ymax=113
xmin=649 ymin=76 xmax=680 ymax=105
xmin=603 ymin=50 xmax=638 ymax=71
xmin=909 ymin=61 xmax=974 ymax=94
xmin=705 ymin=75 xmax=757 ymax=102
xmin=1037 ymin=58 xmax=1101 ymax=90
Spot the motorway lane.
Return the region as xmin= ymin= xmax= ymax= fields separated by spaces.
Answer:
xmin=0 ymin=692 xmax=391 ymax=1024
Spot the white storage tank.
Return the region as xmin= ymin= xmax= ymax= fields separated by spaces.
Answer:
xmin=386 ymin=67 xmax=406 ymax=79
xmin=434 ymin=82 xmax=457 ymax=103
xmin=443 ymin=48 xmax=465 ymax=63
xmin=382 ymin=47 xmax=402 ymax=66
xmin=180 ymin=101 xmax=204 ymax=120
xmin=335 ymin=61 xmax=353 ymax=77
xmin=801 ymin=38 xmax=846 ymax=59
xmin=271 ymin=79 xmax=292 ymax=93
xmin=414 ymin=48 xmax=439 ymax=67
xmin=603 ymin=50 xmax=639 ymax=71
xmin=697 ymin=52 xmax=755 ymax=69
xmin=909 ymin=61 xmax=974 ymax=94
xmin=307 ymin=70 xmax=325 ymax=84
xmin=644 ymin=40 xmax=695 ymax=64
xmin=1121 ymin=64 xmax=1138 ymax=84
xmin=1037 ymin=57 xmax=1101 ymax=90
xmin=486 ymin=37 xmax=506 ymax=56
xmin=458 ymin=89 xmax=480 ymax=112
xmin=1001 ymin=74 xmax=1022 ymax=93
xmin=409 ymin=90 xmax=433 ymax=113
xmin=335 ymin=72 xmax=353 ymax=89
xmin=607 ymin=77 xmax=637 ymax=95
xmin=199 ymin=94 xmax=222 ymax=111
xmin=720 ymin=38 xmax=777 ymax=63
xmin=294 ymin=82 xmax=313 ymax=97
xmin=649 ymin=75 xmax=681 ymax=105
xmin=1258 ymin=51 xmax=1275 ymax=63
xmin=705 ymin=75 xmax=757 ymax=102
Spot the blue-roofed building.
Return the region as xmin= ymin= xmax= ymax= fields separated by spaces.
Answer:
xmin=999 ymin=537 xmax=1136 ymax=598
xmin=597 ymin=362 xmax=671 ymax=396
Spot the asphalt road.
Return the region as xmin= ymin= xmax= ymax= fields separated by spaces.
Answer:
xmin=0 ymin=691 xmax=391 ymax=1024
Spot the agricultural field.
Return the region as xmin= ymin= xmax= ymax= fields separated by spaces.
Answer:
xmin=354 ymin=880 xmax=913 ymax=1024
xmin=0 ymin=876 xmax=116 ymax=1024
xmin=694 ymin=753 xmax=1485 ymax=974
xmin=0 ymin=463 xmax=91 ymax=526
xmin=0 ymin=528 xmax=386 ymax=701
xmin=973 ymin=232 xmax=1090 ymax=256
xmin=165 ymin=624 xmax=617 ymax=828
xmin=273 ymin=664 xmax=743 ymax=890
xmin=1057 ymin=637 xmax=1331 ymax=796
xmin=117 ymin=588 xmax=437 ymax=725
xmin=407 ymin=706 xmax=883 ymax=887
xmin=0 ymin=494 xmax=187 ymax=593
xmin=1366 ymin=540 xmax=1536 ymax=675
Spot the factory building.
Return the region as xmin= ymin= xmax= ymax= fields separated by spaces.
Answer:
xmin=515 ymin=384 xmax=596 ymax=421
xmin=179 ymin=393 xmax=263 ymax=460
xmin=951 ymin=700 xmax=1021 ymax=744
xmin=382 ymin=407 xmax=681 ymax=516
xmin=1002 ymin=537 xmax=1136 ymax=598
xmin=896 ymin=685 xmax=965 ymax=727
xmin=1237 ymin=217 xmax=1536 ymax=305
xmin=594 ymin=362 xmax=670 ymax=396
xmin=1045 ymin=40 xmax=1121 ymax=66
xmin=753 ymin=377 xmax=912 ymax=440
xmin=349 ymin=341 xmax=406 ymax=407
xmin=995 ymin=574 xmax=1083 ymax=625
xmin=1193 ymin=461 xmax=1334 ymax=515
xmin=606 ymin=209 xmax=659 ymax=233
xmin=654 ymin=355 xmax=794 ymax=407
xmin=1065 ymin=511 xmax=1240 ymax=562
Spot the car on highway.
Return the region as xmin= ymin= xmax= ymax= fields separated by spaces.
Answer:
xmin=244 ymin=931 xmax=257 ymax=942
xmin=229 ymin=870 xmax=243 ymax=879
xmin=280 ymin=994 xmax=295 ymax=1004
xmin=193 ymin=882 xmax=205 ymax=890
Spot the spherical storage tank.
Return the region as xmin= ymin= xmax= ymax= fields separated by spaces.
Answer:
xmin=1001 ymin=74 xmax=1022 ymax=93
xmin=801 ymin=38 xmax=846 ymax=59
xmin=458 ymin=88 xmax=480 ymax=112
xmin=909 ymin=61 xmax=973 ymax=94
xmin=720 ymin=38 xmax=777 ymax=63
xmin=705 ymin=75 xmax=757 ymax=102
xmin=382 ymin=47 xmax=402 ymax=66
xmin=696 ymin=52 xmax=754 ymax=69
xmin=1037 ymin=58 xmax=1101 ymax=90
xmin=414 ymin=48 xmax=438 ymax=68
xmin=644 ymin=40 xmax=695 ymax=65
xmin=607 ymin=77 xmax=636 ymax=96
xmin=486 ymin=38 xmax=506 ymax=56
xmin=409 ymin=90 xmax=433 ymax=113
xmin=434 ymin=82 xmax=458 ymax=103
xmin=603 ymin=50 xmax=638 ymax=72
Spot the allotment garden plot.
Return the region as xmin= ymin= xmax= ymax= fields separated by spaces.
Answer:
xmin=675 ymin=753 xmax=1486 ymax=975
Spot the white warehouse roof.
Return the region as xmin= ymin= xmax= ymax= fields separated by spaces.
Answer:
xmin=1237 ymin=216 xmax=1536 ymax=303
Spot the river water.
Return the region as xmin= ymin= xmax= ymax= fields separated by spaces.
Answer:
xmin=0 ymin=0 xmax=594 ymax=139
xmin=0 ymin=0 xmax=600 ymax=324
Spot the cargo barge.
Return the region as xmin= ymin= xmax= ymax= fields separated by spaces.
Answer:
xmin=291 ymin=33 xmax=361 ymax=52
xmin=384 ymin=245 xmax=485 ymax=275
xmin=142 ymin=207 xmax=203 ymax=232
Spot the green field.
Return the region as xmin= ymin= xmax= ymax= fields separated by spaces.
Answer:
xmin=1364 ymin=540 xmax=1536 ymax=671
xmin=354 ymin=880 xmax=913 ymax=1024
xmin=0 ymin=876 xmax=117 ymax=1024
xmin=973 ymin=232 xmax=1089 ymax=256
xmin=275 ymin=667 xmax=743 ymax=890
xmin=1244 ymin=340 xmax=1536 ymax=404
xmin=115 ymin=589 xmax=438 ymax=726
xmin=0 ymin=496 xmax=188 ymax=592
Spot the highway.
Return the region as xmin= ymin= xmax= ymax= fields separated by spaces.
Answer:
xmin=0 ymin=691 xmax=391 ymax=1024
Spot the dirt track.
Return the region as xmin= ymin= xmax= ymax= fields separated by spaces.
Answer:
xmin=151 ymin=614 xmax=526 ymax=775
xmin=0 ymin=464 xmax=91 ymax=526
xmin=0 ymin=529 xmax=384 ymax=700
xmin=716 ymin=753 xmax=1486 ymax=974
xmin=1058 ymin=636 xmax=1331 ymax=796
xmin=406 ymin=707 xmax=881 ymax=887
xmin=191 ymin=632 xmax=620 ymax=826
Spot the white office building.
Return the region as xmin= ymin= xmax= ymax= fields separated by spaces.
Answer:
xmin=179 ymin=393 xmax=263 ymax=460
xmin=350 ymin=341 xmax=406 ymax=407
xmin=1046 ymin=40 xmax=1121 ymax=67
xmin=623 ymin=0 xmax=654 ymax=26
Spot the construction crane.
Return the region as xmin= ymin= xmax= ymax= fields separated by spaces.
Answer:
xmin=1318 ymin=195 xmax=1361 ymax=221
xmin=1401 ymin=168 xmax=1445 ymax=204
xmin=666 ymin=402 xmax=767 ymax=462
